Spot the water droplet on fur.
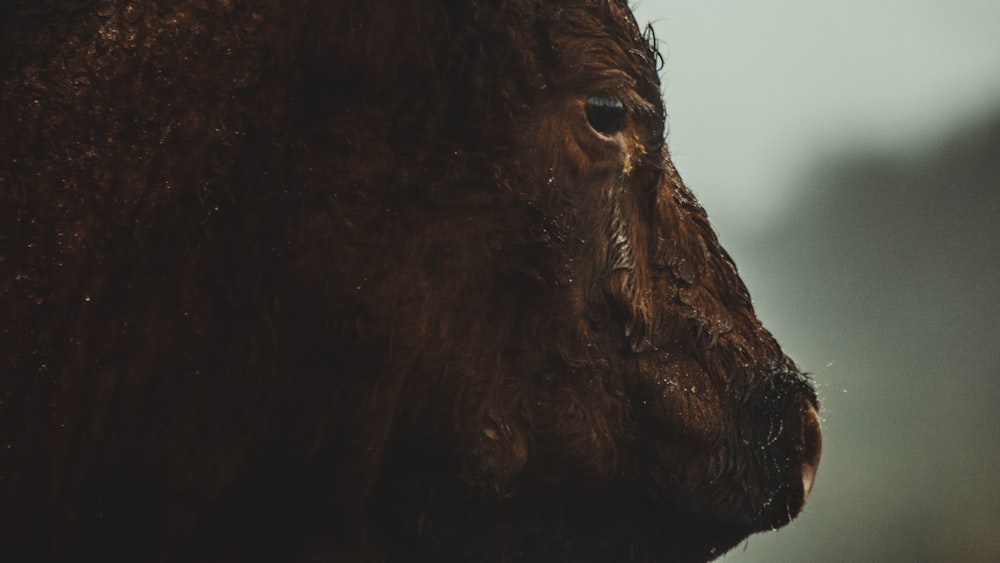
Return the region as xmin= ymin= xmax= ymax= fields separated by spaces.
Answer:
xmin=97 ymin=1 xmax=115 ymax=18
xmin=122 ymin=3 xmax=142 ymax=23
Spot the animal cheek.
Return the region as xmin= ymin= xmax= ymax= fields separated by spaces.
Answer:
xmin=639 ymin=357 xmax=726 ymax=451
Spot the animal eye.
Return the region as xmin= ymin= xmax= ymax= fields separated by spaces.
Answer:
xmin=585 ymin=96 xmax=626 ymax=135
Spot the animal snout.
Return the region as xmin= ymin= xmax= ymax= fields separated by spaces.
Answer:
xmin=742 ymin=375 xmax=823 ymax=530
xmin=800 ymin=401 xmax=822 ymax=503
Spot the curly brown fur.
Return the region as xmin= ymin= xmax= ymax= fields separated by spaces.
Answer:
xmin=0 ymin=1 xmax=821 ymax=561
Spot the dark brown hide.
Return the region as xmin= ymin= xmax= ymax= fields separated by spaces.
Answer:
xmin=0 ymin=1 xmax=821 ymax=561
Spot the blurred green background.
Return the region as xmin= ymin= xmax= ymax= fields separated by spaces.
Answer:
xmin=633 ymin=2 xmax=1000 ymax=561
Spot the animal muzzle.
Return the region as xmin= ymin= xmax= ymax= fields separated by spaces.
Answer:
xmin=751 ymin=378 xmax=823 ymax=530
xmin=800 ymin=400 xmax=822 ymax=503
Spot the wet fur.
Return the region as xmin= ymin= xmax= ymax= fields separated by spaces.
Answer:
xmin=1 ymin=1 xmax=818 ymax=561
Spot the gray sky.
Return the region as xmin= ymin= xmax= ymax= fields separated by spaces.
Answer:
xmin=633 ymin=0 xmax=1000 ymax=233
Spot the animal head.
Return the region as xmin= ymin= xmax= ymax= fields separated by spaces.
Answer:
xmin=288 ymin=1 xmax=823 ymax=560
xmin=0 ymin=1 xmax=820 ymax=561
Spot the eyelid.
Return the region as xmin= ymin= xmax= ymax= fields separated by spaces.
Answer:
xmin=617 ymin=88 xmax=658 ymax=118
xmin=587 ymin=70 xmax=657 ymax=114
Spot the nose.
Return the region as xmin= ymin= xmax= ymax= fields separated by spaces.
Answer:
xmin=800 ymin=403 xmax=822 ymax=502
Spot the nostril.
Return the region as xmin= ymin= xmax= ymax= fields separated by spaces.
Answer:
xmin=800 ymin=402 xmax=822 ymax=502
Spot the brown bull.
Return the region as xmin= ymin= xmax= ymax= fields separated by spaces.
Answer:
xmin=0 ymin=1 xmax=821 ymax=561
